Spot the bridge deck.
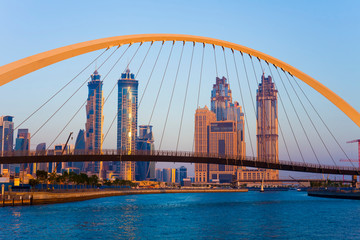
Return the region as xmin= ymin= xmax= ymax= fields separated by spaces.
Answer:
xmin=1 ymin=150 xmax=359 ymax=176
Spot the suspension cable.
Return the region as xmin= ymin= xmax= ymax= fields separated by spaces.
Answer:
xmin=147 ymin=42 xmax=174 ymax=125
xmin=251 ymin=56 xmax=292 ymax=163
xmin=139 ymin=42 xmax=164 ymax=107
xmin=253 ymin=58 xmax=305 ymax=164
xmin=159 ymin=43 xmax=185 ymax=151
xmin=29 ymin=45 xmax=125 ymax=141
xmin=192 ymin=43 xmax=206 ymax=152
xmin=102 ymin=43 xmax=140 ymax=106
xmin=268 ymin=62 xmax=321 ymax=166
xmin=47 ymin=45 xmax=132 ymax=149
xmin=232 ymin=51 xmax=254 ymax=157
xmin=135 ymin=42 xmax=153 ymax=78
xmin=290 ymin=73 xmax=354 ymax=167
xmin=102 ymin=43 xmax=154 ymax=145
xmin=7 ymin=48 xmax=108 ymax=141
xmin=176 ymin=42 xmax=195 ymax=152
xmin=213 ymin=44 xmax=219 ymax=77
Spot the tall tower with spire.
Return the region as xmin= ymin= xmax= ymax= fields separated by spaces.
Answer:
xmin=85 ymin=70 xmax=104 ymax=174
xmin=256 ymin=74 xmax=279 ymax=180
xmin=211 ymin=76 xmax=233 ymax=121
xmin=256 ymin=74 xmax=278 ymax=162
xmin=117 ymin=68 xmax=138 ymax=181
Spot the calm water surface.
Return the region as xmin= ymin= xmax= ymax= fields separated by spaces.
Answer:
xmin=0 ymin=191 xmax=359 ymax=239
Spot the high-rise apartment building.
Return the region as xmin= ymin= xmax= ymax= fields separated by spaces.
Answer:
xmin=85 ymin=70 xmax=104 ymax=176
xmin=0 ymin=116 xmax=14 ymax=174
xmin=135 ymin=125 xmax=155 ymax=181
xmin=117 ymin=68 xmax=138 ymax=180
xmin=256 ymin=74 xmax=279 ymax=180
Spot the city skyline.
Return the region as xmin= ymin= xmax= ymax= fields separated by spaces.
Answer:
xmin=0 ymin=1 xmax=359 ymax=179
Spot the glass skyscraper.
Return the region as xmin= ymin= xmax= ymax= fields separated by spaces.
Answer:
xmin=135 ymin=125 xmax=155 ymax=181
xmin=85 ymin=70 xmax=103 ymax=175
xmin=117 ymin=68 xmax=138 ymax=181
xmin=0 ymin=115 xmax=14 ymax=174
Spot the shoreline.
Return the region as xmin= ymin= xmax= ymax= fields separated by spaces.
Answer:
xmin=8 ymin=188 xmax=248 ymax=206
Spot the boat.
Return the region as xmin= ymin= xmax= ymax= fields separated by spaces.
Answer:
xmin=308 ymin=188 xmax=360 ymax=200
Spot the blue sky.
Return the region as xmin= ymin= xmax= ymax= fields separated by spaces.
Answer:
xmin=1 ymin=0 xmax=359 ymax=177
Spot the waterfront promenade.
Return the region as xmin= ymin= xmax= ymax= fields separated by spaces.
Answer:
xmin=2 ymin=188 xmax=248 ymax=206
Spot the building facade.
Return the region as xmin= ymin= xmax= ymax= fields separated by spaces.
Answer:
xmin=135 ymin=125 xmax=155 ymax=181
xmin=0 ymin=116 xmax=14 ymax=174
xmin=195 ymin=76 xmax=246 ymax=183
xmin=117 ymin=68 xmax=138 ymax=180
xmin=194 ymin=106 xmax=215 ymax=183
xmin=256 ymin=74 xmax=279 ymax=180
xmin=85 ymin=70 xmax=104 ymax=177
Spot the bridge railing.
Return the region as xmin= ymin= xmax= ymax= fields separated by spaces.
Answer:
xmin=1 ymin=149 xmax=358 ymax=172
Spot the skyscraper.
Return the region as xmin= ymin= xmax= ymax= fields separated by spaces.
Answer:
xmin=85 ymin=70 xmax=104 ymax=176
xmin=73 ymin=129 xmax=85 ymax=171
xmin=177 ymin=166 xmax=187 ymax=183
xmin=194 ymin=106 xmax=215 ymax=183
xmin=0 ymin=116 xmax=14 ymax=174
xmin=35 ymin=143 xmax=47 ymax=171
xmin=256 ymin=74 xmax=279 ymax=180
xmin=117 ymin=68 xmax=138 ymax=181
xmin=135 ymin=125 xmax=155 ymax=181
xmin=211 ymin=76 xmax=232 ymax=121
xmin=15 ymin=129 xmax=31 ymax=174
xmin=195 ymin=76 xmax=246 ymax=183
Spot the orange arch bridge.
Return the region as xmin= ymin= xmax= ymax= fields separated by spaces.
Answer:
xmin=0 ymin=34 xmax=359 ymax=127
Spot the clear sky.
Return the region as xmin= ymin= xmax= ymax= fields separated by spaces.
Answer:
xmin=1 ymin=0 xmax=359 ymax=177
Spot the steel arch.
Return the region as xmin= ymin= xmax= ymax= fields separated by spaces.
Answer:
xmin=0 ymin=33 xmax=359 ymax=127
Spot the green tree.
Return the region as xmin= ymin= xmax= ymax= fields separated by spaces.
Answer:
xmin=89 ymin=175 xmax=99 ymax=186
xmin=36 ymin=170 xmax=48 ymax=183
xmin=29 ymin=179 xmax=39 ymax=188
xmin=103 ymin=180 xmax=112 ymax=186
xmin=48 ymin=172 xmax=59 ymax=185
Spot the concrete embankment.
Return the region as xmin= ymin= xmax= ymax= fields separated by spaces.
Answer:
xmin=10 ymin=188 xmax=248 ymax=205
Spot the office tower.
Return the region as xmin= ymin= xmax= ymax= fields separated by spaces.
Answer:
xmin=15 ymin=129 xmax=31 ymax=174
xmin=0 ymin=116 xmax=14 ymax=174
xmin=256 ymin=74 xmax=279 ymax=180
xmin=85 ymin=70 xmax=104 ymax=176
xmin=35 ymin=143 xmax=47 ymax=171
xmin=162 ymin=168 xmax=172 ymax=183
xmin=117 ymin=68 xmax=138 ymax=181
xmin=135 ymin=125 xmax=155 ymax=181
xmin=155 ymin=168 xmax=163 ymax=182
xmin=73 ymin=129 xmax=85 ymax=171
xmin=177 ymin=166 xmax=187 ymax=183
xmin=194 ymin=106 xmax=215 ymax=183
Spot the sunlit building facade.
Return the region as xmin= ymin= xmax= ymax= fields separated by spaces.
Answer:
xmin=117 ymin=68 xmax=138 ymax=180
xmin=0 ymin=115 xmax=14 ymax=174
xmin=85 ymin=70 xmax=104 ymax=176
xmin=195 ymin=76 xmax=246 ymax=183
xmin=194 ymin=106 xmax=215 ymax=183
xmin=255 ymin=74 xmax=279 ymax=180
